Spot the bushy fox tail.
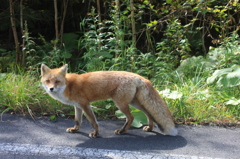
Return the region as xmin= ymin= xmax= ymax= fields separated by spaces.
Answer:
xmin=135 ymin=79 xmax=178 ymax=136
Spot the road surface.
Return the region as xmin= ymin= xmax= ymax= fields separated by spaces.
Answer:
xmin=0 ymin=113 xmax=239 ymax=159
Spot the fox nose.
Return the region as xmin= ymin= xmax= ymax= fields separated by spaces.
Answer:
xmin=50 ymin=87 xmax=54 ymax=91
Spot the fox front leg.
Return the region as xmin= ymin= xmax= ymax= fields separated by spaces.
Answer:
xmin=66 ymin=106 xmax=82 ymax=133
xmin=81 ymin=105 xmax=99 ymax=138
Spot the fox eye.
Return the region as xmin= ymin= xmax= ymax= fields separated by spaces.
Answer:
xmin=46 ymin=80 xmax=50 ymax=83
xmin=55 ymin=80 xmax=60 ymax=84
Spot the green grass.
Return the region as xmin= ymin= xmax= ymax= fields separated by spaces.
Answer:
xmin=160 ymin=76 xmax=240 ymax=125
xmin=0 ymin=71 xmax=239 ymax=126
xmin=0 ymin=39 xmax=239 ymax=125
xmin=0 ymin=73 xmax=72 ymax=117
xmin=0 ymin=73 xmax=115 ymax=119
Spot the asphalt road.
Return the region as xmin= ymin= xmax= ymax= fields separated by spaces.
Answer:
xmin=0 ymin=113 xmax=239 ymax=159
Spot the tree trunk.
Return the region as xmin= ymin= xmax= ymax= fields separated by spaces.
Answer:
xmin=9 ymin=0 xmax=20 ymax=63
xmin=54 ymin=0 xmax=59 ymax=47
xmin=115 ymin=0 xmax=120 ymax=57
xmin=20 ymin=0 xmax=25 ymax=66
xmin=96 ymin=0 xmax=101 ymax=56
xmin=130 ymin=0 xmax=136 ymax=48
xmin=60 ymin=0 xmax=68 ymax=47
xmin=96 ymin=0 xmax=101 ymax=26
xmin=202 ymin=13 xmax=207 ymax=56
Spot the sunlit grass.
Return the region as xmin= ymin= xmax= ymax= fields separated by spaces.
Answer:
xmin=0 ymin=71 xmax=239 ymax=125
xmin=0 ymin=73 xmax=72 ymax=117
xmin=160 ymin=73 xmax=240 ymax=125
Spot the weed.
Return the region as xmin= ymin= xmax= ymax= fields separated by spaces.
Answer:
xmin=0 ymin=73 xmax=71 ymax=116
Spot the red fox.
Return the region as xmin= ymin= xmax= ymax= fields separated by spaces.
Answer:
xmin=41 ymin=64 xmax=178 ymax=138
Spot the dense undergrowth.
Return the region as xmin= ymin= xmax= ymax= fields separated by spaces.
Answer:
xmin=1 ymin=35 xmax=239 ymax=127
xmin=0 ymin=0 xmax=240 ymax=127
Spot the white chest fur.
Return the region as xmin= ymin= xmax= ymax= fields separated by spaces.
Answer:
xmin=50 ymin=92 xmax=75 ymax=105
xmin=44 ymin=85 xmax=79 ymax=107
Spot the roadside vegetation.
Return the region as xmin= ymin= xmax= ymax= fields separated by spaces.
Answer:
xmin=1 ymin=35 xmax=239 ymax=126
xmin=0 ymin=0 xmax=239 ymax=127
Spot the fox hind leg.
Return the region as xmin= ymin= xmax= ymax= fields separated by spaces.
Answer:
xmin=114 ymin=102 xmax=134 ymax=135
xmin=143 ymin=116 xmax=154 ymax=132
xmin=130 ymin=98 xmax=154 ymax=132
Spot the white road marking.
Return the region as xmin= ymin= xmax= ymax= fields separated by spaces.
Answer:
xmin=0 ymin=142 xmax=223 ymax=159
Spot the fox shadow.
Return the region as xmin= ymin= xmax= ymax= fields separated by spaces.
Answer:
xmin=0 ymin=114 xmax=187 ymax=153
xmin=75 ymin=120 xmax=187 ymax=151
xmin=77 ymin=133 xmax=186 ymax=151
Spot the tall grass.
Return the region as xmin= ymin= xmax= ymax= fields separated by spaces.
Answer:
xmin=160 ymin=73 xmax=240 ymax=125
xmin=0 ymin=73 xmax=72 ymax=117
xmin=0 ymin=73 xmax=114 ymax=119
xmin=0 ymin=68 xmax=239 ymax=125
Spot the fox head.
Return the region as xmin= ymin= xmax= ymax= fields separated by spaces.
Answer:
xmin=41 ymin=64 xmax=68 ymax=93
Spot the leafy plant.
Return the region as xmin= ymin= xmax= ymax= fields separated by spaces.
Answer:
xmin=0 ymin=55 xmax=12 ymax=73
xmin=115 ymin=106 xmax=148 ymax=128
xmin=49 ymin=115 xmax=57 ymax=122
xmin=78 ymin=6 xmax=134 ymax=72
xmin=91 ymin=99 xmax=116 ymax=119
xmin=176 ymin=56 xmax=213 ymax=80
xmin=156 ymin=18 xmax=191 ymax=69
xmin=207 ymin=65 xmax=240 ymax=88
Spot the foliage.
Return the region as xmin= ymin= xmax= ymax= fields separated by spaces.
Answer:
xmin=90 ymin=99 xmax=117 ymax=119
xmin=1 ymin=0 xmax=239 ymax=74
xmin=116 ymin=106 xmax=148 ymax=128
xmin=101 ymin=34 xmax=240 ymax=126
xmin=161 ymin=33 xmax=240 ymax=124
xmin=206 ymin=32 xmax=240 ymax=88
xmin=78 ymin=9 xmax=115 ymax=71
xmin=0 ymin=55 xmax=12 ymax=73
xmin=207 ymin=65 xmax=240 ymax=88
xmin=0 ymin=0 xmax=240 ymax=126
xmin=156 ymin=19 xmax=191 ymax=69
xmin=0 ymin=73 xmax=72 ymax=116
xmin=176 ymin=56 xmax=213 ymax=80
xmin=160 ymin=77 xmax=240 ymax=124
xmin=21 ymin=23 xmax=77 ymax=75
xmin=78 ymin=6 xmax=132 ymax=72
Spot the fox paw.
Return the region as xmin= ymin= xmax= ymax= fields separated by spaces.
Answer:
xmin=143 ymin=126 xmax=153 ymax=132
xmin=114 ymin=129 xmax=126 ymax=135
xmin=66 ymin=127 xmax=79 ymax=133
xmin=89 ymin=132 xmax=98 ymax=138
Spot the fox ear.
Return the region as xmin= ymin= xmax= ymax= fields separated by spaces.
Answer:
xmin=41 ymin=64 xmax=50 ymax=76
xmin=60 ymin=64 xmax=68 ymax=76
